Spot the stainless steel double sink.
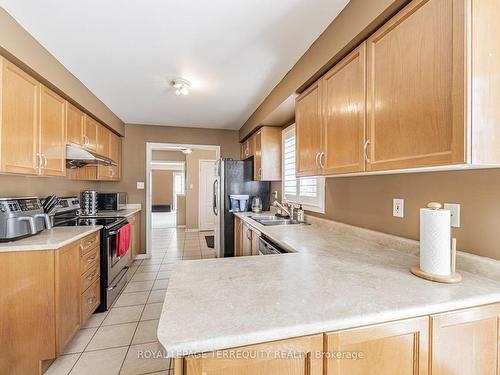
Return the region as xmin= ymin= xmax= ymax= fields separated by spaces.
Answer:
xmin=249 ymin=215 xmax=301 ymax=226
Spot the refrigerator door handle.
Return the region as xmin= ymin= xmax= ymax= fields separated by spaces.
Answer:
xmin=213 ymin=179 xmax=218 ymax=216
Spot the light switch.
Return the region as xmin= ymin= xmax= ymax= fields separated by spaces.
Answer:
xmin=444 ymin=203 xmax=460 ymax=228
xmin=136 ymin=181 xmax=145 ymax=190
xmin=393 ymin=198 xmax=404 ymax=218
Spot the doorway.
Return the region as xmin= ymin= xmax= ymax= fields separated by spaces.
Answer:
xmin=198 ymin=160 xmax=217 ymax=231
xmin=145 ymin=143 xmax=220 ymax=256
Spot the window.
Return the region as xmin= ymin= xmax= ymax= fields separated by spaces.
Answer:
xmin=282 ymin=125 xmax=325 ymax=213
xmin=172 ymin=171 xmax=185 ymax=210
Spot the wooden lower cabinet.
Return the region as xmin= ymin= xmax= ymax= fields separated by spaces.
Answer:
xmin=182 ymin=334 xmax=323 ymax=375
xmin=240 ymin=221 xmax=260 ymax=256
xmin=55 ymin=242 xmax=81 ymax=355
xmin=234 ymin=216 xmax=243 ymax=256
xmin=128 ymin=211 xmax=141 ymax=260
xmin=430 ymin=304 xmax=500 ymax=375
xmin=325 ymin=317 xmax=429 ymax=375
xmin=0 ymin=232 xmax=101 ymax=374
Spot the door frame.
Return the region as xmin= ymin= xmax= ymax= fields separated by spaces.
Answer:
xmin=198 ymin=159 xmax=217 ymax=231
xmin=172 ymin=171 xmax=185 ymax=211
xmin=145 ymin=143 xmax=220 ymax=257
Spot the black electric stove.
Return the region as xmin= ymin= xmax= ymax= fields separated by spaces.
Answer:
xmin=53 ymin=197 xmax=131 ymax=312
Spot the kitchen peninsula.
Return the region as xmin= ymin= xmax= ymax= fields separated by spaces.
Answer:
xmin=159 ymin=213 xmax=500 ymax=374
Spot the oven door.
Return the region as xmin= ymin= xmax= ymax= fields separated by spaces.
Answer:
xmin=107 ymin=226 xmax=130 ymax=283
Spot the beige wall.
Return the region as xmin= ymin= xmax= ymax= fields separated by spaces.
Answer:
xmin=100 ymin=123 xmax=240 ymax=251
xmin=239 ymin=0 xmax=409 ymax=139
xmin=309 ymin=169 xmax=500 ymax=261
xmin=152 ymin=150 xmax=186 ymax=162
xmin=176 ymin=195 xmax=186 ymax=226
xmin=151 ymin=170 xmax=174 ymax=206
xmin=185 ymin=150 xmax=217 ymax=229
xmin=0 ymin=8 xmax=124 ymax=135
xmin=0 ymin=174 xmax=99 ymax=198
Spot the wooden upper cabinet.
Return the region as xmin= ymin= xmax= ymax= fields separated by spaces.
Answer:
xmin=83 ymin=115 xmax=98 ymax=152
xmin=240 ymin=136 xmax=255 ymax=160
xmin=109 ymin=132 xmax=121 ymax=163
xmin=66 ymin=102 xmax=84 ymax=147
xmin=295 ymin=79 xmax=323 ymax=177
xmin=40 ymin=86 xmax=66 ymax=177
xmin=0 ymin=58 xmax=40 ymax=175
xmin=254 ymin=127 xmax=282 ymax=181
xmin=96 ymin=124 xmax=110 ymax=158
xmin=55 ymin=242 xmax=81 ymax=355
xmin=366 ymin=0 xmax=466 ymax=171
xmin=431 ymin=303 xmax=500 ymax=375
xmin=325 ymin=316 xmax=429 ymax=375
xmin=322 ymin=43 xmax=366 ymax=175
xmin=184 ymin=334 xmax=323 ymax=375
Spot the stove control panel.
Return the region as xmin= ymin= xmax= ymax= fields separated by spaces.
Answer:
xmin=0 ymin=198 xmax=41 ymax=213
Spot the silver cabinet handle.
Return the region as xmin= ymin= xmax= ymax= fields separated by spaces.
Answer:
xmin=246 ymin=229 xmax=252 ymax=240
xmin=43 ymin=154 xmax=48 ymax=168
xmin=258 ymin=168 xmax=262 ymax=179
xmin=315 ymin=152 xmax=320 ymax=168
xmin=319 ymin=152 xmax=325 ymax=169
xmin=363 ymin=139 xmax=371 ymax=163
xmin=36 ymin=153 xmax=41 ymax=170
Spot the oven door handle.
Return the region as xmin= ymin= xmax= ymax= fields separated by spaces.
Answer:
xmin=107 ymin=266 xmax=129 ymax=291
xmin=108 ymin=229 xmax=120 ymax=236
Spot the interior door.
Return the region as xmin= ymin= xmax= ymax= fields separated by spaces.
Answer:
xmin=199 ymin=160 xmax=217 ymax=231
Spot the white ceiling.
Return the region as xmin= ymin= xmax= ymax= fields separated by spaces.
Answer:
xmin=1 ymin=0 xmax=349 ymax=129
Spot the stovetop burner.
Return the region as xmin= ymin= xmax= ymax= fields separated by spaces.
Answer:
xmin=55 ymin=216 xmax=127 ymax=229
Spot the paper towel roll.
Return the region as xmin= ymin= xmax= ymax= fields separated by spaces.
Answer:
xmin=420 ymin=208 xmax=451 ymax=276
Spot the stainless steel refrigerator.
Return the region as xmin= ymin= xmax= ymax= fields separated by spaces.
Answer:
xmin=214 ymin=158 xmax=271 ymax=257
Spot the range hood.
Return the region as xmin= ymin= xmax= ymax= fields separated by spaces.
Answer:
xmin=66 ymin=145 xmax=116 ymax=168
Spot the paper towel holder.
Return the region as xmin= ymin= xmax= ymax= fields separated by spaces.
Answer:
xmin=410 ymin=202 xmax=462 ymax=283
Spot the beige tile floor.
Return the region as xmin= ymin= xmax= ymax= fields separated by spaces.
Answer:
xmin=46 ymin=227 xmax=216 ymax=375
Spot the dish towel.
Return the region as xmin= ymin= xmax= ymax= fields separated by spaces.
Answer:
xmin=116 ymin=223 xmax=131 ymax=258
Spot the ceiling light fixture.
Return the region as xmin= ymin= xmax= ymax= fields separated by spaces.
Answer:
xmin=170 ymin=78 xmax=191 ymax=96
xmin=181 ymin=148 xmax=193 ymax=154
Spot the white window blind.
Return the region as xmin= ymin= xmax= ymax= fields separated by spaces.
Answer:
xmin=282 ymin=125 xmax=325 ymax=213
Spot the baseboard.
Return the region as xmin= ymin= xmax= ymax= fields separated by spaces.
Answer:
xmin=134 ymin=254 xmax=148 ymax=260
xmin=177 ymin=225 xmax=186 ymax=228
xmin=185 ymin=228 xmax=199 ymax=232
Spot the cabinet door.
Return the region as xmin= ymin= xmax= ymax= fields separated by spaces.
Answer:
xmin=259 ymin=126 xmax=282 ymax=181
xmin=241 ymin=222 xmax=252 ymax=256
xmin=184 ymin=334 xmax=323 ymax=375
xmin=83 ymin=115 xmax=98 ymax=152
xmin=97 ymin=165 xmax=112 ymax=181
xmin=295 ymin=80 xmax=322 ymax=177
xmin=40 ymin=86 xmax=66 ymax=176
xmin=431 ymin=303 xmax=500 ymax=375
xmin=1 ymin=59 xmax=40 ymax=175
xmin=97 ymin=124 xmax=110 ymax=157
xmin=322 ymin=43 xmax=366 ymax=175
xmin=66 ymin=102 xmax=84 ymax=147
xmin=254 ymin=129 xmax=262 ymax=180
xmin=234 ymin=216 xmax=243 ymax=257
xmin=366 ymin=0 xmax=466 ymax=171
xmin=109 ymin=132 xmax=121 ymax=163
xmin=55 ymin=243 xmax=81 ymax=355
xmin=325 ymin=316 xmax=429 ymax=375
xmin=251 ymin=228 xmax=260 ymax=256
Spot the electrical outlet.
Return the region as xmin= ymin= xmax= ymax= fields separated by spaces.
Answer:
xmin=444 ymin=203 xmax=460 ymax=228
xmin=393 ymin=198 xmax=404 ymax=218
xmin=136 ymin=181 xmax=145 ymax=190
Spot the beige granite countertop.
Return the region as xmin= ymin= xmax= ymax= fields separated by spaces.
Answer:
xmin=0 ymin=226 xmax=101 ymax=252
xmin=158 ymin=212 xmax=500 ymax=357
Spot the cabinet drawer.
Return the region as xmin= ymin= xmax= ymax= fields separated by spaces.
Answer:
xmin=80 ymin=232 xmax=99 ymax=255
xmin=80 ymin=246 xmax=99 ymax=275
xmin=81 ymin=278 xmax=100 ymax=323
xmin=81 ymin=262 xmax=100 ymax=292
